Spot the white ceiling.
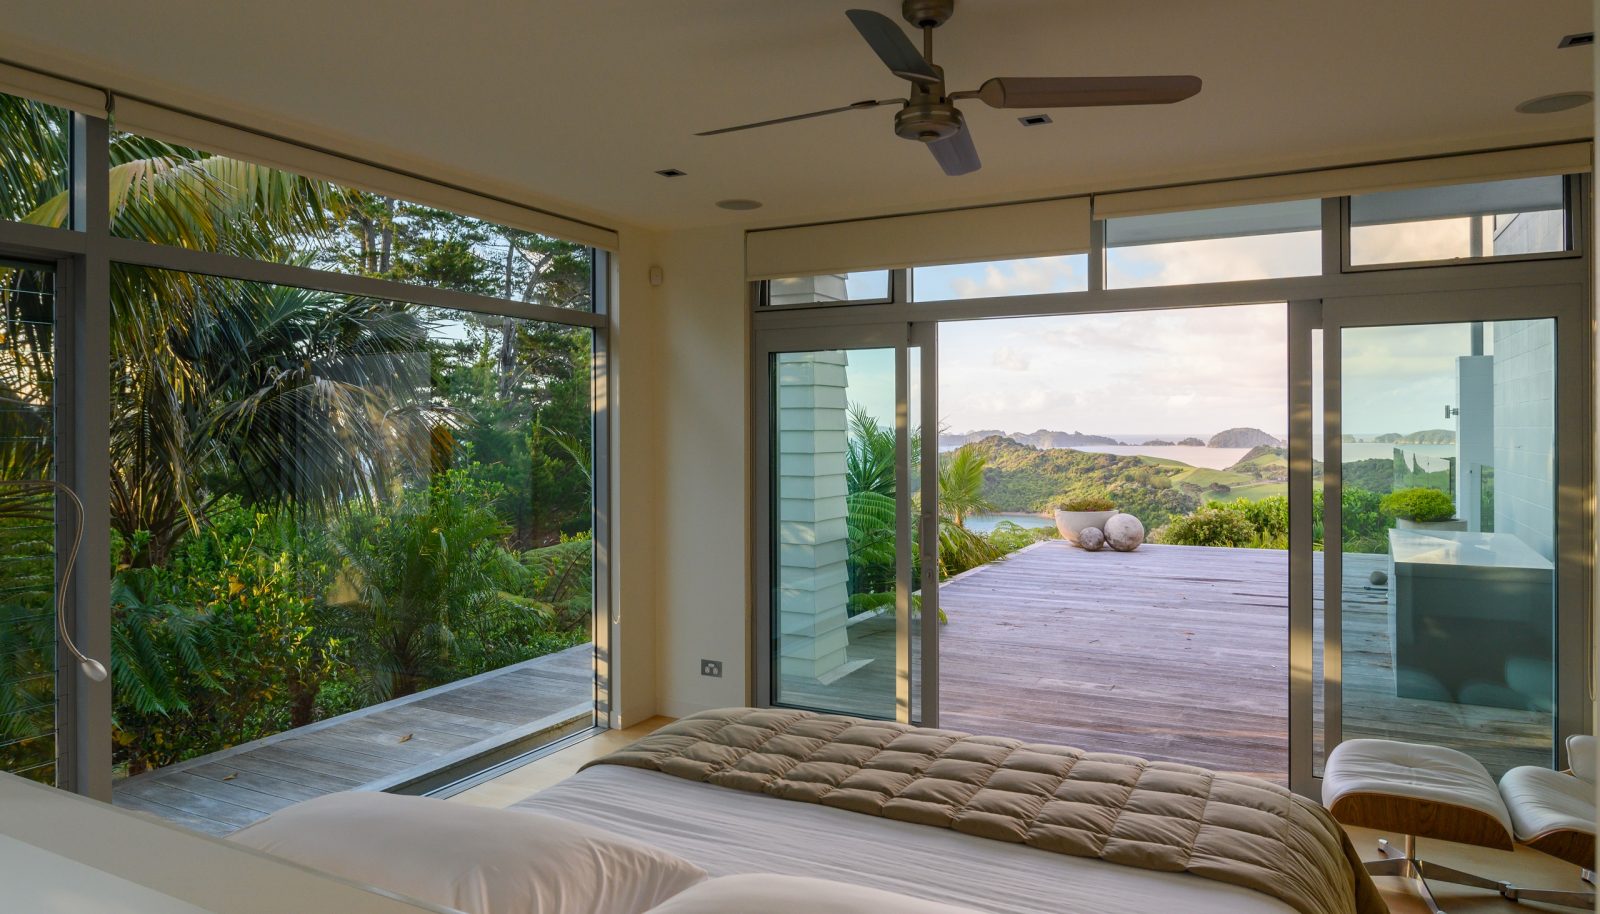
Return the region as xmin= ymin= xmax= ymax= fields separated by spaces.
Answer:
xmin=3 ymin=1 xmax=1593 ymax=232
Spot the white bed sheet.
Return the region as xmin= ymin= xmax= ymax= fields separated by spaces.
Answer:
xmin=513 ymin=765 xmax=1295 ymax=914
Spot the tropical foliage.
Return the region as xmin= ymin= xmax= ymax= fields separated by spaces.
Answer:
xmin=0 ymin=94 xmax=595 ymax=782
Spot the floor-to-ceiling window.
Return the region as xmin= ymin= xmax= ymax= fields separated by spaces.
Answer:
xmin=752 ymin=165 xmax=1591 ymax=799
xmin=0 ymin=87 xmax=613 ymax=824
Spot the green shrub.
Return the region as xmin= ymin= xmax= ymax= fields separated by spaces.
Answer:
xmin=1156 ymin=505 xmax=1257 ymax=548
xmin=1057 ymin=492 xmax=1115 ymax=512
xmin=1380 ymin=487 xmax=1455 ymax=522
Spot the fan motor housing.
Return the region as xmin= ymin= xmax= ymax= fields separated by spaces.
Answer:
xmin=902 ymin=0 xmax=955 ymax=29
xmin=895 ymin=101 xmax=964 ymax=143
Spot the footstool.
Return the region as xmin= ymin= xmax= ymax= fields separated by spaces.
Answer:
xmin=1325 ymin=738 xmax=1592 ymax=911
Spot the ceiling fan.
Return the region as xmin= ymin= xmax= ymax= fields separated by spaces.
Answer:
xmin=697 ymin=0 xmax=1202 ymax=177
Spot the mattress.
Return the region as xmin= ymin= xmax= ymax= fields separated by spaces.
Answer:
xmin=514 ymin=765 xmax=1295 ymax=914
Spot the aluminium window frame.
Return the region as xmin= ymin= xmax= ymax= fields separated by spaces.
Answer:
xmin=0 ymin=109 xmax=615 ymax=802
xmin=748 ymin=174 xmax=1594 ymax=801
xmin=1340 ymin=174 xmax=1584 ymax=274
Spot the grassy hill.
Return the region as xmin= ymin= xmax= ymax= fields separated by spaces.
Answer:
xmin=965 ymin=438 xmax=1300 ymax=530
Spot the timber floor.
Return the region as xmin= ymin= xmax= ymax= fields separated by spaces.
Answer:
xmin=782 ymin=542 xmax=1551 ymax=781
xmin=112 ymin=643 xmax=595 ymax=836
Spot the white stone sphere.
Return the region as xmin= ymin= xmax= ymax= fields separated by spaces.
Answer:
xmin=1077 ymin=526 xmax=1105 ymax=551
xmin=1104 ymin=513 xmax=1145 ymax=552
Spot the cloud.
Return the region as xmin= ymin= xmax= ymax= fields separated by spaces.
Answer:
xmin=990 ymin=347 xmax=1030 ymax=371
xmin=939 ymin=304 xmax=1289 ymax=435
xmin=919 ymin=255 xmax=1086 ymax=301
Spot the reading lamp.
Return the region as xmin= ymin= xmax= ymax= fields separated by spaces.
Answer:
xmin=0 ymin=479 xmax=107 ymax=681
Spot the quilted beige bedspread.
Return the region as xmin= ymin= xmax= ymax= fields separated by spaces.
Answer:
xmin=586 ymin=708 xmax=1387 ymax=914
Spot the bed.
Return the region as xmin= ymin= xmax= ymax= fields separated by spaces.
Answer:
xmin=510 ymin=708 xmax=1384 ymax=914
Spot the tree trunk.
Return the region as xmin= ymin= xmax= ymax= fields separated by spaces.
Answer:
xmin=377 ymin=196 xmax=396 ymax=275
xmin=498 ymin=242 xmax=516 ymax=398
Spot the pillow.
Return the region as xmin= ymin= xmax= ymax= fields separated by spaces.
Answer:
xmin=228 ymin=791 xmax=705 ymax=914
xmin=643 ymin=874 xmax=984 ymax=914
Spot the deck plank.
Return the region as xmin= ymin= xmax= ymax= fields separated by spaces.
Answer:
xmin=784 ymin=541 xmax=1550 ymax=781
xmin=114 ymin=643 xmax=596 ymax=833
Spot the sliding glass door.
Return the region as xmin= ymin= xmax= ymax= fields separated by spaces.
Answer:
xmin=1313 ymin=285 xmax=1588 ymax=778
xmin=756 ymin=324 xmax=937 ymax=724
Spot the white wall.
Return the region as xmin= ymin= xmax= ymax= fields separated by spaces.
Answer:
xmin=1492 ymin=321 xmax=1558 ymax=561
xmin=607 ymin=226 xmax=663 ymax=726
xmin=649 ymin=226 xmax=752 ymax=717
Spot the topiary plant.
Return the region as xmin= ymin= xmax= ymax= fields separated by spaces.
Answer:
xmin=1057 ymin=492 xmax=1116 ymax=512
xmin=1379 ymin=487 xmax=1456 ymax=522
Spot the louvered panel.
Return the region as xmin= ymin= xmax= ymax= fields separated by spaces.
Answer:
xmin=0 ymin=263 xmax=58 ymax=786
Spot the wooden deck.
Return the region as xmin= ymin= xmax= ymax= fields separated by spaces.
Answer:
xmin=785 ymin=542 xmax=1550 ymax=782
xmin=113 ymin=644 xmax=594 ymax=836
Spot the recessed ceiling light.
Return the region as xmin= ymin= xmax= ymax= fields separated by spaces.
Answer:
xmin=1515 ymin=92 xmax=1593 ymax=114
xmin=716 ymin=199 xmax=763 ymax=211
xmin=1018 ymin=114 xmax=1052 ymax=127
xmin=1558 ymin=32 xmax=1593 ymax=48
xmin=655 ymin=168 xmax=687 ymax=178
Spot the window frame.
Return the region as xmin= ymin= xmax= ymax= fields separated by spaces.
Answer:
xmin=1339 ymin=175 xmax=1583 ymax=274
xmin=0 ymin=103 xmax=615 ymax=802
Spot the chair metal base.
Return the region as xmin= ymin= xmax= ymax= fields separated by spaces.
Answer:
xmin=1366 ymin=836 xmax=1595 ymax=912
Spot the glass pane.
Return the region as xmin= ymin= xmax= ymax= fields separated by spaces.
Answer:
xmin=108 ymin=266 xmax=596 ymax=833
xmin=0 ymin=262 xmax=57 ymax=785
xmin=1339 ymin=320 xmax=1555 ymax=776
xmin=106 ymin=132 xmax=594 ymax=309
xmin=1349 ymin=176 xmax=1567 ymax=266
xmin=767 ymin=272 xmax=889 ymax=306
xmin=772 ymin=347 xmax=900 ymax=718
xmin=936 ymin=305 xmax=1290 ymax=781
xmin=1105 ymin=200 xmax=1321 ymax=289
xmin=912 ymin=255 xmax=1087 ymax=301
xmin=0 ymin=93 xmax=71 ymax=225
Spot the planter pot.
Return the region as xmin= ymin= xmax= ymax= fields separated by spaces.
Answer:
xmin=1055 ymin=509 xmax=1116 ymax=544
xmin=1394 ymin=517 xmax=1468 ymax=532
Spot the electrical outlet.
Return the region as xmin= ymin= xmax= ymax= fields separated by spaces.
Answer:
xmin=700 ymin=659 xmax=723 ymax=678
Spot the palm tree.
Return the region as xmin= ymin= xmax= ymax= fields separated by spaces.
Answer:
xmin=843 ymin=408 xmax=1003 ymax=594
xmin=327 ymin=472 xmax=548 ymax=699
xmin=938 ymin=446 xmax=995 ymax=528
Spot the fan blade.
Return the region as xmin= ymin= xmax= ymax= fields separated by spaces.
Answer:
xmin=928 ymin=128 xmax=980 ymax=177
xmin=846 ymin=9 xmax=940 ymax=84
xmin=968 ymin=75 xmax=1202 ymax=109
xmin=696 ymin=99 xmax=900 ymax=137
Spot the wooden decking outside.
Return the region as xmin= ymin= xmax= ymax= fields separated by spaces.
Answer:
xmin=784 ymin=541 xmax=1550 ymax=782
xmin=113 ymin=643 xmax=594 ymax=836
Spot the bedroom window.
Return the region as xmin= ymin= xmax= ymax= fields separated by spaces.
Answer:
xmin=765 ymin=271 xmax=890 ymax=306
xmin=1103 ymin=199 xmax=1322 ymax=289
xmin=0 ymin=261 xmax=58 ymax=785
xmin=107 ymin=131 xmax=596 ymax=310
xmin=0 ymin=92 xmax=71 ymax=225
xmin=105 ymin=266 xmax=597 ymax=833
xmin=910 ymin=254 xmax=1088 ymax=302
xmin=1347 ymin=175 xmax=1571 ymax=267
xmin=0 ymin=84 xmax=612 ymax=820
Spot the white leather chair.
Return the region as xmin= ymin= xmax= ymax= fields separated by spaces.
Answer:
xmin=1500 ymin=734 xmax=1596 ymax=872
xmin=1325 ymin=736 xmax=1595 ymax=912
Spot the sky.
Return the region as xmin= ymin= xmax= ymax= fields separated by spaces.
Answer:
xmin=835 ymin=219 xmax=1522 ymax=440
